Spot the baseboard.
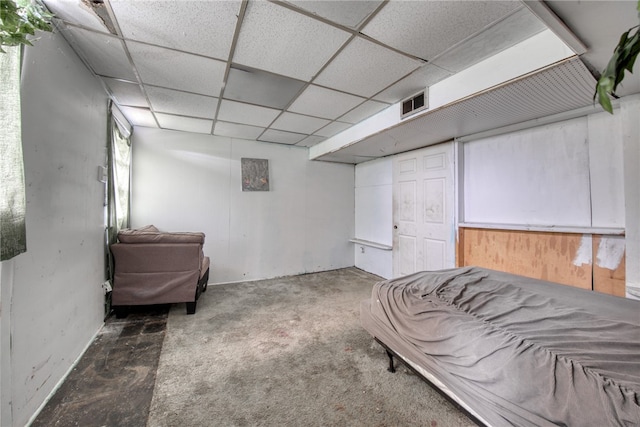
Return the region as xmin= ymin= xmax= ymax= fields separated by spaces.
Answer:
xmin=209 ymin=266 xmax=365 ymax=286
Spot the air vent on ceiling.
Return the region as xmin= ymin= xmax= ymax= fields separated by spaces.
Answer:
xmin=401 ymin=89 xmax=428 ymax=119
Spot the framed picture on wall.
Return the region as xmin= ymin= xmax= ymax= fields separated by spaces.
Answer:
xmin=241 ymin=158 xmax=269 ymax=191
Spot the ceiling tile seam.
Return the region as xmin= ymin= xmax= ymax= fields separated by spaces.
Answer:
xmin=142 ymin=83 xmax=220 ymax=101
xmin=274 ymin=110 xmax=341 ymax=125
xmin=315 ymin=57 xmax=589 ymax=160
xmin=252 ymin=30 xmax=360 ymax=143
xmin=293 ymin=138 xmax=326 ymax=148
xmin=61 ymin=21 xmax=231 ymax=64
xmin=353 ymin=31 xmax=428 ymax=64
xmin=103 ymin=1 xmax=163 ymax=129
xmin=57 ymin=21 xmax=117 ymax=40
xmin=100 ymin=76 xmax=138 ymax=86
xmin=217 ymin=98 xmax=279 ymax=114
xmin=104 ymin=0 xmax=126 ymax=38
xmin=51 ymin=20 xmax=105 ymax=81
xmin=426 ymin=5 xmax=531 ymax=67
xmin=119 ymin=40 xmax=161 ymax=129
xmin=268 ymin=0 xmax=359 ymax=35
xmin=269 ymin=121 xmax=327 ymax=136
xmin=228 ymin=62 xmax=308 ymax=85
xmin=75 ymin=7 xmax=388 ymax=137
xmin=257 ymin=140 xmax=307 ymax=148
xmin=332 ymin=67 xmax=420 ymax=115
xmin=151 ymin=110 xmax=217 ymax=122
xmin=211 ymin=0 xmax=249 ymax=136
xmin=271 ymin=30 xmax=393 ymax=126
xmin=354 ymin=0 xmax=388 ymax=33
xmin=70 ymin=34 xmax=157 ymax=127
xmin=311 ymin=120 xmax=352 ymax=137
xmin=258 ymin=132 xmax=308 ymax=146
xmin=270 ymin=0 xmax=427 ymax=64
xmin=258 ymin=129 xmax=307 ymax=145
xmin=216 ymin=119 xmax=265 ymax=130
xmin=301 ymin=81 xmax=370 ymax=104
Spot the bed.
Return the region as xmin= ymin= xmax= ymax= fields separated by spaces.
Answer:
xmin=360 ymin=267 xmax=640 ymax=426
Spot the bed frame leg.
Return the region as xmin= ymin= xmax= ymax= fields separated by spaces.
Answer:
xmin=385 ymin=349 xmax=396 ymax=373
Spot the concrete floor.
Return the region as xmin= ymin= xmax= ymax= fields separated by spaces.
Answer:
xmin=31 ymin=305 xmax=169 ymax=426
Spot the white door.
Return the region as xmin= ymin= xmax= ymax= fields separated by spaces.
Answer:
xmin=393 ymin=142 xmax=455 ymax=277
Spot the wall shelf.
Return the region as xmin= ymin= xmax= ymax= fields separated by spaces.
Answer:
xmin=458 ymin=223 xmax=625 ymax=236
xmin=349 ymin=238 xmax=392 ymax=251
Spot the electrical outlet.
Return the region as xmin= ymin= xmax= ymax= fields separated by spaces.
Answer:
xmin=97 ymin=166 xmax=107 ymax=183
xmin=102 ymin=280 xmax=112 ymax=294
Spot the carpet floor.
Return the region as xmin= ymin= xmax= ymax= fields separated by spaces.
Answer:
xmin=147 ymin=267 xmax=474 ymax=427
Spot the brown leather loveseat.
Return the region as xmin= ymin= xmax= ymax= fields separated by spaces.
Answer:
xmin=110 ymin=225 xmax=210 ymax=316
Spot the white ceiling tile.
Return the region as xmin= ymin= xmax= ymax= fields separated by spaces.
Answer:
xmin=217 ymin=100 xmax=280 ymax=127
xmin=288 ymin=85 xmax=365 ymax=120
xmin=102 ymin=77 xmax=147 ymax=107
xmin=362 ymin=0 xmax=521 ymax=60
xmin=225 ymin=65 xmax=306 ymax=109
xmin=233 ymin=1 xmax=351 ymax=81
xmin=432 ymin=8 xmax=547 ymax=73
xmin=127 ymin=41 xmax=226 ymax=96
xmin=314 ymin=37 xmax=422 ymax=97
xmin=296 ymin=135 xmax=327 ymax=147
xmin=287 ymin=1 xmax=384 ymax=29
xmin=214 ymin=122 xmax=265 ymax=140
xmin=62 ymin=26 xmax=137 ymax=81
xmin=339 ymin=100 xmax=390 ymax=124
xmin=156 ymin=113 xmax=213 ymax=134
xmin=314 ymin=121 xmax=352 ymax=138
xmin=110 ymin=1 xmax=241 ymax=60
xmin=118 ymin=106 xmax=157 ymax=127
xmin=374 ymin=64 xmax=453 ymax=103
xmin=45 ymin=0 xmax=110 ymax=33
xmin=259 ymin=129 xmax=307 ymax=145
xmin=271 ymin=112 xmax=330 ymax=134
xmin=145 ymin=86 xmax=217 ymax=119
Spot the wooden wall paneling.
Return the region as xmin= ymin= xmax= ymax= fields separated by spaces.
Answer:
xmin=461 ymin=228 xmax=592 ymax=290
xmin=592 ymin=235 xmax=626 ymax=297
xmin=456 ymin=227 xmax=465 ymax=267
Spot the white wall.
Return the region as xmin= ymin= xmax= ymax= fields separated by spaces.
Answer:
xmin=131 ymin=128 xmax=355 ymax=283
xmin=0 ymin=32 xmax=107 ymax=426
xmin=621 ymin=96 xmax=640 ymax=299
xmin=354 ymin=158 xmax=393 ymax=279
xmin=463 ymin=113 xmax=624 ymax=229
xmin=353 ymin=107 xmax=631 ymax=287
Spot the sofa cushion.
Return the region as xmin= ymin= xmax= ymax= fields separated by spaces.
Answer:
xmin=118 ymin=229 xmax=205 ymax=244
xmin=135 ymin=224 xmax=159 ymax=232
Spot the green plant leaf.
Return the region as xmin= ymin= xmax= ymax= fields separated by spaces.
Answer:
xmin=0 ymin=0 xmax=53 ymax=52
xmin=598 ymin=87 xmax=613 ymax=114
xmin=595 ymin=4 xmax=640 ymax=114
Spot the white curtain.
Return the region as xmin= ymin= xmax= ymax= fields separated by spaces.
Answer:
xmin=0 ymin=46 xmax=27 ymax=261
xmin=112 ymin=121 xmax=131 ymax=231
xmin=106 ymin=105 xmax=132 ymax=286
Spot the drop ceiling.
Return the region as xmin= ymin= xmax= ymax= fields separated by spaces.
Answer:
xmin=42 ymin=0 xmax=640 ymax=162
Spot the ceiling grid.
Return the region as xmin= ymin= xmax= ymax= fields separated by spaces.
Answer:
xmin=42 ymin=0 xmax=637 ymax=161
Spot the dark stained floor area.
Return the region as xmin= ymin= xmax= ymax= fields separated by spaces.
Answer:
xmin=31 ymin=306 xmax=170 ymax=427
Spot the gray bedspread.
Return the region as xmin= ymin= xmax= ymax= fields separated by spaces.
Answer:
xmin=360 ymin=267 xmax=640 ymax=426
